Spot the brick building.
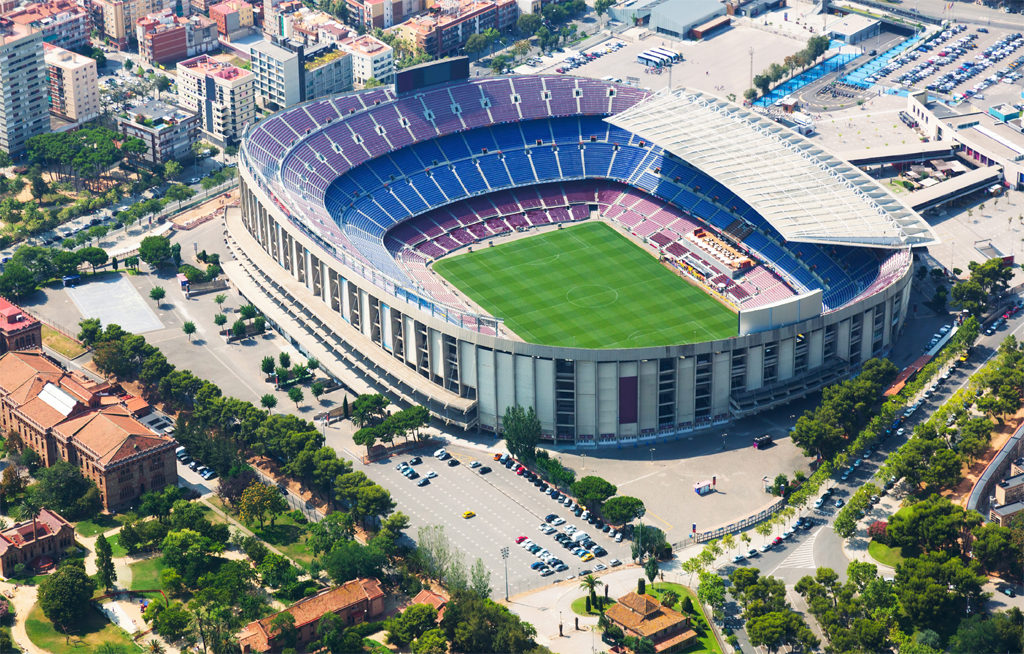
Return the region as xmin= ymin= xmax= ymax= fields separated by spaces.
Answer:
xmin=391 ymin=0 xmax=516 ymax=59
xmin=2 ymin=0 xmax=90 ymax=51
xmin=0 ymin=298 xmax=41 ymax=355
xmin=605 ymin=592 xmax=697 ymax=653
xmin=209 ymin=0 xmax=253 ymax=36
xmin=238 ymin=578 xmax=385 ymax=652
xmin=0 ymin=508 xmax=74 ymax=576
xmin=0 ymin=350 xmax=178 ymax=511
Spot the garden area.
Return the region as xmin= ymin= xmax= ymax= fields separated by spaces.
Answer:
xmin=75 ymin=514 xmax=126 ymax=538
xmin=25 ymin=604 xmax=140 ymax=654
xmin=207 ymin=495 xmax=314 ymax=569
xmin=41 ymin=325 xmax=86 ymax=359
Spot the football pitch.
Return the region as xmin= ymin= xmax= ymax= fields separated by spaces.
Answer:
xmin=433 ymin=222 xmax=738 ymax=348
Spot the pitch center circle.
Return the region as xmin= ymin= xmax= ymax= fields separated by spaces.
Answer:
xmin=566 ymin=284 xmax=619 ymax=308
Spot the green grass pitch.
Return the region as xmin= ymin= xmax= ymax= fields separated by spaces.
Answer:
xmin=433 ymin=222 xmax=738 ymax=348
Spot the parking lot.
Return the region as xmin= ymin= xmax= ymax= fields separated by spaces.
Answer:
xmin=872 ymin=23 xmax=1024 ymax=101
xmin=358 ymin=444 xmax=635 ymax=598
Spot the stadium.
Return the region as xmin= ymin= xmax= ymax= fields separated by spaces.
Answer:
xmin=228 ymin=73 xmax=938 ymax=445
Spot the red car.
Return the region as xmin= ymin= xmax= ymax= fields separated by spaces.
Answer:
xmin=517 ymin=468 xmax=525 ymax=476
xmin=772 ymin=536 xmax=783 ymax=545
xmin=515 ymin=536 xmax=527 ymax=544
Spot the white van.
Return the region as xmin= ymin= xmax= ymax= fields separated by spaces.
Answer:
xmin=572 ymin=531 xmax=590 ymax=543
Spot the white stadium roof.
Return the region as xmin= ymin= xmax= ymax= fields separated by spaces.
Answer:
xmin=607 ymin=88 xmax=939 ymax=249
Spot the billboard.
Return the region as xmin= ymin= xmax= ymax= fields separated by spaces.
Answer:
xmin=396 ymin=57 xmax=470 ymax=94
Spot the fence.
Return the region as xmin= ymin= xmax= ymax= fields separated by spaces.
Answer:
xmin=753 ymin=51 xmax=860 ymax=107
xmin=687 ymin=497 xmax=786 ymax=544
xmin=967 ymin=419 xmax=1024 ymax=519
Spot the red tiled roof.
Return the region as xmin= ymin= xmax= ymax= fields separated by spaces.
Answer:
xmin=238 ymin=578 xmax=384 ymax=652
xmin=53 ymin=405 xmax=174 ymax=466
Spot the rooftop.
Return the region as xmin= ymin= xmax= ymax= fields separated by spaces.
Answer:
xmin=43 ymin=42 xmax=95 ymax=68
xmin=608 ymin=88 xmax=939 ymax=249
xmin=0 ymin=16 xmax=39 ymax=41
xmin=827 ymin=13 xmax=880 ymax=36
xmin=605 ymin=592 xmax=695 ymax=641
xmin=210 ymin=0 xmax=251 ymax=13
xmin=3 ymin=0 xmax=85 ymax=27
xmin=179 ymin=53 xmax=251 ymax=80
xmin=53 ymin=404 xmax=175 ymax=466
xmin=0 ymin=297 xmax=38 ymax=334
xmin=238 ymin=579 xmax=385 ymax=652
xmin=0 ymin=508 xmax=71 ymax=556
xmin=342 ymin=33 xmax=389 ymax=55
xmin=125 ymin=99 xmax=196 ymax=127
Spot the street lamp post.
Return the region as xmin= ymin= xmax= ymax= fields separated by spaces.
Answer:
xmin=722 ymin=432 xmax=728 ymax=451
xmin=649 ymin=447 xmax=655 ymax=464
xmin=501 ymin=546 xmax=510 ymax=601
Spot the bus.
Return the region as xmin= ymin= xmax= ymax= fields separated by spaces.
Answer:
xmin=637 ymin=50 xmax=672 ymax=67
xmin=650 ymin=47 xmax=681 ymax=63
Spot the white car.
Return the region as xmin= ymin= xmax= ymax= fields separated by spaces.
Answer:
xmin=520 ymin=539 xmax=534 ymax=548
xmin=615 ymin=533 xmax=623 ymax=543
xmin=609 ymin=558 xmax=622 ymax=567
xmin=433 ymin=448 xmax=447 ymax=458
xmin=565 ymin=525 xmax=577 ymax=534
xmin=551 ymin=517 xmax=566 ymax=526
xmin=594 ymin=563 xmax=607 ymax=571
xmin=425 ymin=471 xmax=437 ymax=479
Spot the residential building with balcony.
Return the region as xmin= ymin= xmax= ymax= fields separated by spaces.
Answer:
xmin=116 ymin=99 xmax=199 ymax=163
xmin=209 ymin=0 xmax=253 ymax=36
xmin=2 ymin=0 xmax=89 ymax=51
xmin=391 ymin=0 xmax=516 ymax=59
xmin=0 ymin=18 xmax=49 ymax=155
xmin=92 ymin=0 xmax=175 ymax=49
xmin=176 ymin=54 xmax=254 ymax=145
xmin=339 ymin=33 xmax=392 ymax=87
xmin=251 ymin=36 xmax=352 ymax=110
xmin=43 ymin=42 xmax=99 ymax=122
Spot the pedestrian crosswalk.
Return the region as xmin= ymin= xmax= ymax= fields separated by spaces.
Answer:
xmin=775 ymin=530 xmax=819 ymax=571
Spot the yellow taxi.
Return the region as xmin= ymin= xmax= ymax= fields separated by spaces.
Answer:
xmin=463 ymin=511 xmax=476 ymax=519
xmin=581 ymin=552 xmax=595 ymax=562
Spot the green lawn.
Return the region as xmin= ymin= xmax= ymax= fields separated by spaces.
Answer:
xmin=648 ymin=582 xmax=722 ymax=654
xmin=570 ymin=595 xmax=616 ymax=617
xmin=75 ymin=514 xmax=124 ymax=538
xmin=868 ymin=540 xmax=904 ymax=567
xmin=106 ymin=533 xmax=128 ymax=558
xmin=129 ymin=556 xmax=167 ymax=593
xmin=25 ymin=603 xmax=141 ymax=654
xmin=207 ymin=496 xmax=313 ymax=568
xmin=433 ymin=222 xmax=738 ymax=348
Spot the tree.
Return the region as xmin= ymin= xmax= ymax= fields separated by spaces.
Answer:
xmin=238 ymin=480 xmax=288 ymax=530
xmin=517 ymin=13 xmax=542 ymax=35
xmin=288 ymin=385 xmax=304 ymax=407
xmin=971 ymin=523 xmax=1017 ymax=574
xmin=594 ymin=0 xmax=614 ymax=19
xmin=149 ymin=286 xmax=166 ymax=305
xmin=791 ymin=414 xmax=844 ymax=460
xmin=511 ymin=40 xmax=530 ymax=61
xmin=32 ymin=461 xmax=102 ymax=520
xmin=270 ymin=612 xmax=298 ymax=649
xmin=278 ymin=350 xmax=291 ymax=368
xmin=311 ymin=380 xmax=326 ymax=402
xmin=464 ymin=33 xmax=489 ymax=57
xmin=387 ymin=603 xmax=439 ymax=647
xmin=570 ymin=476 xmax=617 ymax=509
xmin=490 ymin=54 xmax=510 ymax=74
xmin=165 ymin=183 xmax=195 ymax=208
xmin=413 ymin=628 xmax=448 ymax=654
xmin=77 ymin=246 xmax=108 ymax=272
xmin=231 ymin=319 xmax=247 ymax=339
xmin=96 ymin=533 xmax=117 ymax=589
xmin=78 ymin=317 xmax=102 ymax=345
xmin=644 ymin=555 xmax=659 ymax=583
xmin=182 ymin=321 xmax=196 ymax=342
xmin=213 ymin=313 xmax=227 ymax=328
xmin=160 ymin=529 xmax=224 ymax=587
xmin=138 ymin=236 xmax=173 ymax=267
xmin=38 ymin=562 xmax=97 ymax=629
xmin=164 ymin=160 xmax=182 ymax=180
xmin=260 ymin=394 xmax=277 ymax=411
xmin=502 ymin=405 xmax=541 ymax=463
xmin=602 ymin=496 xmax=645 ymax=525
xmin=322 ymin=539 xmax=387 ymax=584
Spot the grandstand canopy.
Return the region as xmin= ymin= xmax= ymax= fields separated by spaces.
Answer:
xmin=607 ymin=88 xmax=939 ymax=249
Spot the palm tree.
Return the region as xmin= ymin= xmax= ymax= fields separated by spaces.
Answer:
xmin=146 ymin=639 xmax=166 ymax=654
xmin=579 ymin=574 xmax=602 ymax=596
xmin=20 ymin=496 xmax=40 ymax=542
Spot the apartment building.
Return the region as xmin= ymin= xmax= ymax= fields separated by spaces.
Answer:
xmin=339 ymin=33 xmax=393 ymax=87
xmin=176 ymin=54 xmax=254 ymax=145
xmin=43 ymin=42 xmax=99 ymax=122
xmin=345 ymin=0 xmax=423 ymax=30
xmin=136 ymin=8 xmax=218 ymax=65
xmin=392 ymin=0 xmax=516 ymax=58
xmin=251 ymin=36 xmax=352 ymax=110
xmin=209 ymin=0 xmax=253 ymax=36
xmin=92 ymin=0 xmax=175 ymax=49
xmin=2 ymin=0 xmax=89 ymax=51
xmin=116 ymin=99 xmax=199 ymax=163
xmin=0 ymin=350 xmax=178 ymax=512
xmin=0 ymin=18 xmax=49 ymax=156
